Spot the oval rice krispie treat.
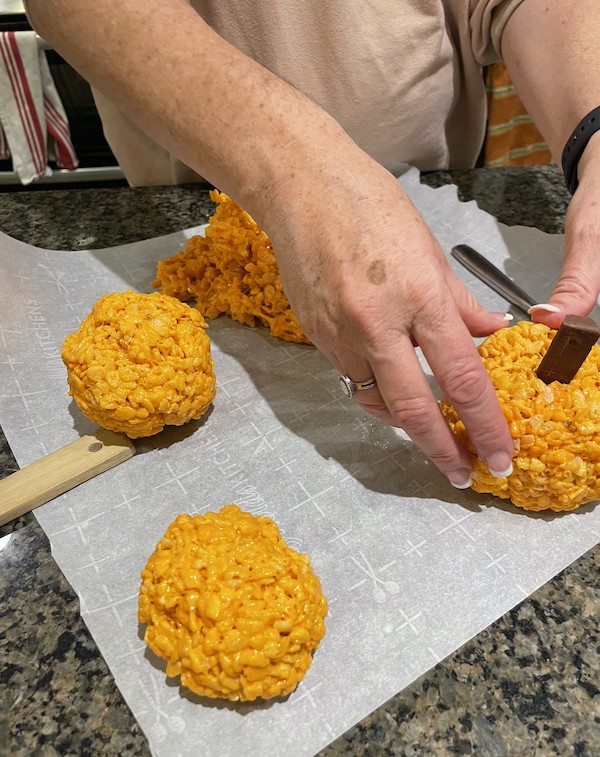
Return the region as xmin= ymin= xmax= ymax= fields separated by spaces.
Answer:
xmin=441 ymin=320 xmax=600 ymax=512
xmin=138 ymin=505 xmax=328 ymax=701
xmin=61 ymin=291 xmax=216 ymax=438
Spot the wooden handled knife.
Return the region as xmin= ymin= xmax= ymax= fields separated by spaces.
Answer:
xmin=0 ymin=428 xmax=135 ymax=527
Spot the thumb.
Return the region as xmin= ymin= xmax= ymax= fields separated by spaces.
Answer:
xmin=529 ymin=241 xmax=600 ymax=329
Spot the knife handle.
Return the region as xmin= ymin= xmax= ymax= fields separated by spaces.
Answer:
xmin=0 ymin=428 xmax=135 ymax=527
xmin=451 ymin=244 xmax=537 ymax=315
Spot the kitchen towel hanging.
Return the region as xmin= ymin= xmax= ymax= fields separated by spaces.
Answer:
xmin=0 ymin=31 xmax=78 ymax=184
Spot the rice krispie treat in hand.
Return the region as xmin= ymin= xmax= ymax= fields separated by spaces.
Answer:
xmin=441 ymin=320 xmax=600 ymax=512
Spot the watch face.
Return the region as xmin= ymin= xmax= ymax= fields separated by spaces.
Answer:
xmin=339 ymin=375 xmax=354 ymax=399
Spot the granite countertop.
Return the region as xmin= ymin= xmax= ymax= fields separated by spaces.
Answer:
xmin=1 ymin=166 xmax=598 ymax=756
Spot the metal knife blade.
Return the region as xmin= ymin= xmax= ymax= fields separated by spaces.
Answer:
xmin=451 ymin=243 xmax=537 ymax=315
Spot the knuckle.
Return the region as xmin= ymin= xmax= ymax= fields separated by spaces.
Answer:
xmin=552 ymin=270 xmax=596 ymax=302
xmin=386 ymin=394 xmax=436 ymax=430
xmin=415 ymin=286 xmax=449 ymax=317
xmin=441 ymin=361 xmax=488 ymax=409
xmin=338 ymin=293 xmax=380 ymax=335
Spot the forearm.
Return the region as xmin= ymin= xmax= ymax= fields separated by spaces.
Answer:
xmin=25 ymin=1 xmax=516 ymax=489
xmin=501 ymin=0 xmax=600 ymax=172
xmin=24 ymin=0 xmax=355 ymax=218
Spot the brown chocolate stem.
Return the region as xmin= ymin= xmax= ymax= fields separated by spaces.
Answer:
xmin=536 ymin=314 xmax=600 ymax=384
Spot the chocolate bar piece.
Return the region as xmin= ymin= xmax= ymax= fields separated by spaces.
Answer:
xmin=536 ymin=314 xmax=600 ymax=384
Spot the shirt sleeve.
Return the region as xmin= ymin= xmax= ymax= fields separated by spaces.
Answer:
xmin=469 ymin=0 xmax=527 ymax=65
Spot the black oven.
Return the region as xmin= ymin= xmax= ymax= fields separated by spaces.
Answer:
xmin=0 ymin=0 xmax=124 ymax=186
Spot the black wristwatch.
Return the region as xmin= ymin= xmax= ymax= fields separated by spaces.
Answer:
xmin=561 ymin=105 xmax=600 ymax=194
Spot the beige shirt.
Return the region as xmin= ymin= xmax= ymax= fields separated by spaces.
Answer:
xmin=94 ymin=0 xmax=525 ymax=185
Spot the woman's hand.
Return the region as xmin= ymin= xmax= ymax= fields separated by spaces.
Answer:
xmin=530 ymin=138 xmax=600 ymax=329
xmin=26 ymin=0 xmax=515 ymax=486
xmin=261 ymin=150 xmax=515 ymax=487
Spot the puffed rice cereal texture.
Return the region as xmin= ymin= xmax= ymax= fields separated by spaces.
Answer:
xmin=153 ymin=190 xmax=310 ymax=344
xmin=61 ymin=291 xmax=216 ymax=438
xmin=441 ymin=320 xmax=600 ymax=512
xmin=138 ymin=505 xmax=328 ymax=701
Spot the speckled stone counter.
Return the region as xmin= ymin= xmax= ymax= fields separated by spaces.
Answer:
xmin=1 ymin=166 xmax=598 ymax=757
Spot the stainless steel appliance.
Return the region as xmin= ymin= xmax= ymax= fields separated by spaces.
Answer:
xmin=0 ymin=0 xmax=124 ymax=186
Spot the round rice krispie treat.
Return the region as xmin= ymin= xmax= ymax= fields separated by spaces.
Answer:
xmin=61 ymin=291 xmax=216 ymax=438
xmin=138 ymin=505 xmax=328 ymax=701
xmin=441 ymin=320 xmax=600 ymax=512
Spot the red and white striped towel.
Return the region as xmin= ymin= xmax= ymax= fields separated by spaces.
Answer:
xmin=0 ymin=31 xmax=78 ymax=184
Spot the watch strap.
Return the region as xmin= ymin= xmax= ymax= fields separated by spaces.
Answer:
xmin=561 ymin=106 xmax=600 ymax=194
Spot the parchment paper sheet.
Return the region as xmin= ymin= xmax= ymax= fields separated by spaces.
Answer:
xmin=1 ymin=169 xmax=599 ymax=756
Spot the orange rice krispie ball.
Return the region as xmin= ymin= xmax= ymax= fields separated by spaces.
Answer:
xmin=61 ymin=291 xmax=216 ymax=438
xmin=441 ymin=320 xmax=600 ymax=512
xmin=153 ymin=190 xmax=309 ymax=344
xmin=138 ymin=505 xmax=328 ymax=701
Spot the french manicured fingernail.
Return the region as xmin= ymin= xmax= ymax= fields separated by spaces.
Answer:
xmin=487 ymin=453 xmax=513 ymax=478
xmin=490 ymin=312 xmax=514 ymax=321
xmin=448 ymin=471 xmax=473 ymax=489
xmin=527 ymin=303 xmax=561 ymax=315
